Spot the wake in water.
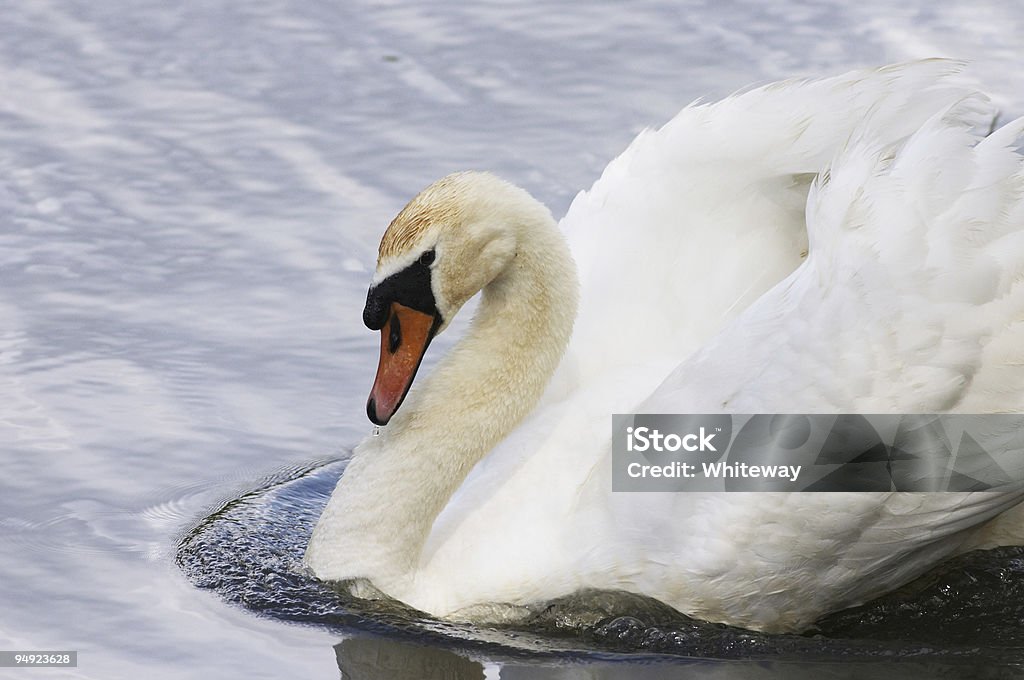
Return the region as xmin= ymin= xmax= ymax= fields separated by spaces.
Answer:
xmin=176 ymin=460 xmax=1024 ymax=663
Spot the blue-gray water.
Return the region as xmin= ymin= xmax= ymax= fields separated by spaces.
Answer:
xmin=2 ymin=2 xmax=1023 ymax=678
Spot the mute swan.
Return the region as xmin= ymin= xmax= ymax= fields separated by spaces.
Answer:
xmin=305 ymin=60 xmax=1024 ymax=632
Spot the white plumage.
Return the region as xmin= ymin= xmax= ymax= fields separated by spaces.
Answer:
xmin=306 ymin=60 xmax=1024 ymax=632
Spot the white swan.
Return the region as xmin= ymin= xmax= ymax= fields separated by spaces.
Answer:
xmin=305 ymin=60 xmax=1024 ymax=632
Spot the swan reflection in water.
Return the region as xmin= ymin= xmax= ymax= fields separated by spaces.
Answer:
xmin=333 ymin=636 xmax=994 ymax=680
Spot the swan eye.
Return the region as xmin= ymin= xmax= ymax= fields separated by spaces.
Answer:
xmin=418 ymin=249 xmax=436 ymax=266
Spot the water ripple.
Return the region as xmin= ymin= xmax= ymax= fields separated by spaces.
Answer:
xmin=178 ymin=462 xmax=1024 ymax=666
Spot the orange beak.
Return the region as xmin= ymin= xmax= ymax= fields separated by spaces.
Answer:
xmin=367 ymin=302 xmax=439 ymax=425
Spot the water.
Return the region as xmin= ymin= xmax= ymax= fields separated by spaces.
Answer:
xmin=177 ymin=460 xmax=1024 ymax=677
xmin=1 ymin=1 xmax=1023 ymax=678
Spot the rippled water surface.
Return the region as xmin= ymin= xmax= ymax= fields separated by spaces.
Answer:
xmin=3 ymin=2 xmax=1024 ymax=678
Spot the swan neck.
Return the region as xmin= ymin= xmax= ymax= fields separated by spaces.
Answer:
xmin=306 ymin=206 xmax=578 ymax=592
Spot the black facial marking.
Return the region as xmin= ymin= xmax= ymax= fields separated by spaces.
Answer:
xmin=363 ymin=254 xmax=441 ymax=330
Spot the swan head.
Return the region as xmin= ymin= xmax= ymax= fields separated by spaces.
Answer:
xmin=362 ymin=171 xmax=552 ymax=425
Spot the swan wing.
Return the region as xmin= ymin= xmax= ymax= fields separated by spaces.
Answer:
xmin=642 ymin=102 xmax=1024 ymax=415
xmin=554 ymin=59 xmax=994 ymax=394
xmin=599 ymin=105 xmax=1024 ymax=629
